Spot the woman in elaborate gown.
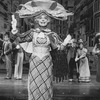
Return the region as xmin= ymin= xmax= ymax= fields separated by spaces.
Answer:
xmin=11 ymin=0 xmax=73 ymax=100
xmin=93 ymin=33 xmax=100 ymax=82
xmin=75 ymin=39 xmax=90 ymax=82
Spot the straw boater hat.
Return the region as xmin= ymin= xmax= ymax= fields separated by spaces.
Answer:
xmin=16 ymin=0 xmax=73 ymax=20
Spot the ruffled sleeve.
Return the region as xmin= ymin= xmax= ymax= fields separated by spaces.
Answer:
xmin=18 ymin=29 xmax=33 ymax=43
xmin=48 ymin=32 xmax=63 ymax=50
xmin=10 ymin=29 xmax=33 ymax=43
xmin=10 ymin=29 xmax=34 ymax=53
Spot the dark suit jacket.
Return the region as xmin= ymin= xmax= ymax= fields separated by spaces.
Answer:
xmin=3 ymin=41 xmax=12 ymax=55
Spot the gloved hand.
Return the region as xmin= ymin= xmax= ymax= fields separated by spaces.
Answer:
xmin=11 ymin=15 xmax=18 ymax=34
xmin=62 ymin=34 xmax=71 ymax=46
xmin=75 ymin=57 xmax=79 ymax=62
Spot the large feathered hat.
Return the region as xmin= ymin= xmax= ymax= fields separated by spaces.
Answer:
xmin=16 ymin=0 xmax=73 ymax=20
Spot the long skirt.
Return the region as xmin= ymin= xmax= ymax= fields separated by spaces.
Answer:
xmin=52 ymin=50 xmax=68 ymax=81
xmin=28 ymin=54 xmax=53 ymax=100
xmin=79 ymin=57 xmax=90 ymax=82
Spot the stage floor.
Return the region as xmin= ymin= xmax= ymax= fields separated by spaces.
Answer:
xmin=0 ymin=74 xmax=100 ymax=100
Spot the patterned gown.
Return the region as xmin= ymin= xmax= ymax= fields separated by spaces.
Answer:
xmin=12 ymin=29 xmax=62 ymax=100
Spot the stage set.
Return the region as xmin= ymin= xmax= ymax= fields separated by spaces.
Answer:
xmin=0 ymin=72 xmax=99 ymax=100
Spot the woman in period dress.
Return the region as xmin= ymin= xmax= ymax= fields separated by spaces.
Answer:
xmin=11 ymin=0 xmax=73 ymax=100
xmin=75 ymin=39 xmax=90 ymax=82
xmin=93 ymin=33 xmax=100 ymax=82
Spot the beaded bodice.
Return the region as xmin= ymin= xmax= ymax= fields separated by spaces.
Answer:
xmin=77 ymin=48 xmax=87 ymax=57
xmin=33 ymin=32 xmax=50 ymax=47
xmin=31 ymin=31 xmax=51 ymax=59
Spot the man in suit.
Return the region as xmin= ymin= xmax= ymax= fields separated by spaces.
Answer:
xmin=67 ymin=39 xmax=77 ymax=82
xmin=3 ymin=33 xmax=12 ymax=79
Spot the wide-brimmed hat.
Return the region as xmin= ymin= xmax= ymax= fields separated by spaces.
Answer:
xmin=78 ymin=39 xmax=83 ymax=44
xmin=96 ymin=33 xmax=100 ymax=37
xmin=16 ymin=0 xmax=73 ymax=20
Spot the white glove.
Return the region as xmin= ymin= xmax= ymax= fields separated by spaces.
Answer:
xmin=62 ymin=34 xmax=71 ymax=46
xmin=75 ymin=58 xmax=79 ymax=62
xmin=11 ymin=15 xmax=18 ymax=34
xmin=96 ymin=50 xmax=100 ymax=53
xmin=16 ymin=45 xmax=20 ymax=49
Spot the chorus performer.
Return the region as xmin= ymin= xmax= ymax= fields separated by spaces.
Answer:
xmin=93 ymin=33 xmax=100 ymax=82
xmin=75 ymin=39 xmax=90 ymax=82
xmin=11 ymin=0 xmax=73 ymax=100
